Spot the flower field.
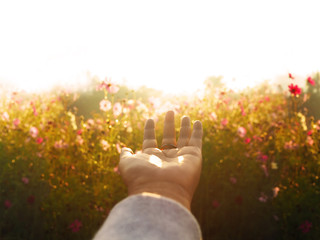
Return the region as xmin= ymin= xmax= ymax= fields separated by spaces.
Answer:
xmin=1 ymin=75 xmax=320 ymax=240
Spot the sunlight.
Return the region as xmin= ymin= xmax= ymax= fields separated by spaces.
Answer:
xmin=178 ymin=156 xmax=184 ymax=164
xmin=148 ymin=155 xmax=163 ymax=168
xmin=0 ymin=0 xmax=319 ymax=94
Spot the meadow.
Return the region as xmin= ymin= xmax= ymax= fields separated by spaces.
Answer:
xmin=1 ymin=74 xmax=320 ymax=240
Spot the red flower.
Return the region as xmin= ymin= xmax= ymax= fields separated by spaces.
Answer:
xmin=307 ymin=130 xmax=313 ymax=136
xmin=288 ymin=84 xmax=301 ymax=96
xmin=69 ymin=219 xmax=83 ymax=233
xmin=4 ymin=200 xmax=12 ymax=209
xmin=299 ymin=220 xmax=312 ymax=233
xmin=36 ymin=137 xmax=44 ymax=144
xmin=235 ymin=195 xmax=243 ymax=205
xmin=27 ymin=195 xmax=35 ymax=204
xmin=288 ymin=73 xmax=294 ymax=79
xmin=307 ymin=76 xmax=315 ymax=86
xmin=245 ymin=138 xmax=251 ymax=144
xmin=212 ymin=200 xmax=220 ymax=208
xmin=77 ymin=129 xmax=83 ymax=135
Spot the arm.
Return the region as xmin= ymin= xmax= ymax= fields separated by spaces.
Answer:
xmin=93 ymin=111 xmax=203 ymax=240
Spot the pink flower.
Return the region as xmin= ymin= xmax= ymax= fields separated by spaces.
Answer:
xmin=99 ymin=99 xmax=112 ymax=112
xmin=107 ymin=84 xmax=119 ymax=94
xmin=116 ymin=143 xmax=122 ymax=154
xmin=36 ymin=137 xmax=43 ymax=144
xmin=258 ymin=154 xmax=269 ymax=163
xmin=299 ymin=220 xmax=312 ymax=233
xmin=69 ymin=219 xmax=83 ymax=233
xmin=230 ymin=177 xmax=237 ymax=184
xmin=307 ymin=130 xmax=313 ymax=136
xmin=237 ymin=127 xmax=247 ymax=138
xmin=29 ymin=127 xmax=39 ymax=138
xmin=113 ymin=102 xmax=122 ymax=117
xmin=288 ymin=73 xmax=294 ymax=79
xmin=221 ymin=118 xmax=228 ymax=127
xmin=306 ymin=136 xmax=314 ymax=146
xmin=284 ymin=140 xmax=299 ymax=150
xmin=101 ymin=139 xmax=110 ymax=151
xmin=126 ymin=99 xmax=135 ymax=109
xmin=54 ymin=140 xmax=67 ymax=149
xmin=261 ymin=164 xmax=269 ymax=177
xmin=288 ymin=84 xmax=301 ymax=96
xmin=2 ymin=112 xmax=9 ymax=121
xmin=76 ymin=135 xmax=84 ymax=145
xmin=244 ymin=138 xmax=251 ymax=144
xmin=22 ymin=177 xmax=29 ymax=184
xmin=13 ymin=118 xmax=20 ymax=127
xmin=4 ymin=200 xmax=12 ymax=209
xmin=113 ymin=165 xmax=120 ymax=174
xmin=97 ymin=80 xmax=119 ymax=94
xmin=32 ymin=106 xmax=38 ymax=116
xmin=258 ymin=192 xmax=268 ymax=203
xmin=307 ymin=76 xmax=315 ymax=86
xmin=212 ymin=200 xmax=220 ymax=208
xmin=209 ymin=112 xmax=217 ymax=121
xmin=149 ymin=97 xmax=161 ymax=109
xmin=77 ymin=129 xmax=83 ymax=135
xmin=273 ymin=187 xmax=280 ymax=198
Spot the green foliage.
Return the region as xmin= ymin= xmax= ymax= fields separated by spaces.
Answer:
xmin=0 ymin=80 xmax=320 ymax=240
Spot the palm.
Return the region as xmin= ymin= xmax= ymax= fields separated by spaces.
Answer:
xmin=120 ymin=111 xmax=203 ymax=207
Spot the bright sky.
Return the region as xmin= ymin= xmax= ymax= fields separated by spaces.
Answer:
xmin=0 ymin=0 xmax=319 ymax=94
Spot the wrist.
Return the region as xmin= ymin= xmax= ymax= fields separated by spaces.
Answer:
xmin=128 ymin=181 xmax=192 ymax=210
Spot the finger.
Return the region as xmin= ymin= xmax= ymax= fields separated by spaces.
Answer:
xmin=143 ymin=119 xmax=157 ymax=150
xmin=161 ymin=110 xmax=177 ymax=147
xmin=177 ymin=116 xmax=191 ymax=148
xmin=120 ymin=147 xmax=134 ymax=159
xmin=188 ymin=120 xmax=203 ymax=149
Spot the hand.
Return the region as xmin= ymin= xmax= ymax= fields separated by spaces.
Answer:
xmin=119 ymin=111 xmax=203 ymax=210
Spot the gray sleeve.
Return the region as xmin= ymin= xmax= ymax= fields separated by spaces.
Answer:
xmin=92 ymin=193 xmax=202 ymax=240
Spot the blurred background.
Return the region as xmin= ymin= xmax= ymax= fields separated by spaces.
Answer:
xmin=0 ymin=0 xmax=319 ymax=94
xmin=1 ymin=1 xmax=320 ymax=240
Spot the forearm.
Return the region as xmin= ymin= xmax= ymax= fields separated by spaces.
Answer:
xmin=128 ymin=181 xmax=192 ymax=210
xmin=93 ymin=194 xmax=202 ymax=240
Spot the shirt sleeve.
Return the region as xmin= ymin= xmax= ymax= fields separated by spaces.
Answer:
xmin=92 ymin=193 xmax=202 ymax=240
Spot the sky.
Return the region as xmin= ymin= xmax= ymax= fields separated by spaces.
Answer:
xmin=0 ymin=0 xmax=319 ymax=94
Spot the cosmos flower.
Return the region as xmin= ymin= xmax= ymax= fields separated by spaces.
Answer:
xmin=307 ymin=76 xmax=315 ymax=86
xmin=288 ymin=73 xmax=294 ymax=79
xmin=273 ymin=187 xmax=280 ymax=198
xmin=4 ymin=200 xmax=12 ymax=209
xmin=299 ymin=220 xmax=312 ymax=233
xmin=29 ymin=127 xmax=39 ymax=138
xmin=99 ymin=99 xmax=112 ymax=112
xmin=2 ymin=112 xmax=9 ymax=121
xmin=221 ymin=118 xmax=228 ymax=127
xmin=36 ymin=137 xmax=44 ymax=144
xmin=237 ymin=127 xmax=247 ymax=138
xmin=101 ymin=139 xmax=110 ymax=151
xmin=288 ymin=84 xmax=301 ymax=96
xmin=13 ymin=118 xmax=20 ymax=127
xmin=22 ymin=177 xmax=29 ymax=184
xmin=258 ymin=192 xmax=268 ymax=203
xmin=69 ymin=219 xmax=83 ymax=233
xmin=212 ymin=200 xmax=220 ymax=208
xmin=27 ymin=195 xmax=35 ymax=204
xmin=113 ymin=102 xmax=122 ymax=117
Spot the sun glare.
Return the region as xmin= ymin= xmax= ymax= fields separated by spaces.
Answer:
xmin=148 ymin=155 xmax=163 ymax=168
xmin=0 ymin=0 xmax=319 ymax=94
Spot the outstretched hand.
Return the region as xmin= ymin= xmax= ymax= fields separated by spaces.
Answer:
xmin=119 ymin=111 xmax=203 ymax=210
